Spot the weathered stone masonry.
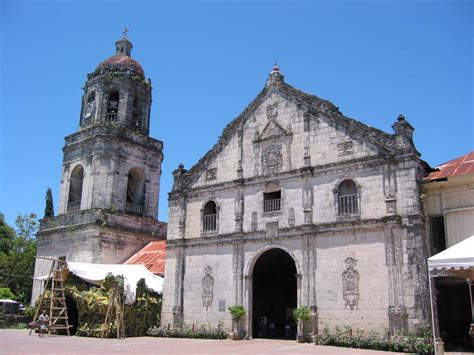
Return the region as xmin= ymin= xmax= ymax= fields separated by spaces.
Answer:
xmin=32 ymin=36 xmax=166 ymax=303
xmin=161 ymin=65 xmax=431 ymax=336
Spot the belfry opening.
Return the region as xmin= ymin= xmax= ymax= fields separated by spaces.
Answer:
xmin=252 ymin=248 xmax=297 ymax=339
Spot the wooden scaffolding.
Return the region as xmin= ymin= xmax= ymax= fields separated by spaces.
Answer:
xmin=30 ymin=257 xmax=71 ymax=336
xmin=102 ymin=281 xmax=126 ymax=339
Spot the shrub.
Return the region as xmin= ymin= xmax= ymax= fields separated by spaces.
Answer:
xmin=228 ymin=306 xmax=246 ymax=321
xmin=147 ymin=323 xmax=227 ymax=340
xmin=313 ymin=326 xmax=434 ymax=354
xmin=0 ymin=288 xmax=16 ymax=300
xmin=293 ymin=306 xmax=311 ymax=321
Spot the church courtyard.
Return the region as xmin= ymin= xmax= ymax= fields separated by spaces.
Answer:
xmin=0 ymin=329 xmax=393 ymax=354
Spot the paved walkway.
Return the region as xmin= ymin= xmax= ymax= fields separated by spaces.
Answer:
xmin=1 ymin=329 xmax=396 ymax=354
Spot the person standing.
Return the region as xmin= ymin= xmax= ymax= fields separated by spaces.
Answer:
xmin=38 ymin=310 xmax=49 ymax=337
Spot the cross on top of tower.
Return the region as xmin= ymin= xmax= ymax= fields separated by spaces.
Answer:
xmin=122 ymin=26 xmax=130 ymax=39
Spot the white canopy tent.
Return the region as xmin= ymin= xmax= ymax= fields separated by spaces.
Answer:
xmin=36 ymin=261 xmax=164 ymax=304
xmin=427 ymin=236 xmax=474 ymax=353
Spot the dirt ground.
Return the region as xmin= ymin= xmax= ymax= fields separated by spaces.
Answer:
xmin=0 ymin=329 xmax=398 ymax=354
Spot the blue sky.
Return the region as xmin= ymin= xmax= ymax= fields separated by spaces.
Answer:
xmin=1 ymin=0 xmax=472 ymax=226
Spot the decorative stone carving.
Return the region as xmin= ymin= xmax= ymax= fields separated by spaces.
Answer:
xmin=288 ymin=207 xmax=295 ymax=227
xmin=253 ymin=145 xmax=261 ymax=176
xmin=304 ymin=210 xmax=312 ymax=225
xmin=266 ymin=222 xmax=278 ymax=238
xmin=251 ymin=212 xmax=257 ymax=232
xmin=337 ymin=141 xmax=354 ymax=156
xmin=385 ymin=189 xmax=397 ymax=214
xmin=342 ymin=257 xmax=359 ymax=310
xmin=202 ymin=266 xmax=214 ymax=310
xmin=262 ymin=144 xmax=282 ymax=175
xmin=266 ymin=103 xmax=278 ymax=120
xmin=172 ymin=163 xmax=187 ymax=191
xmin=206 ymin=168 xmax=217 ymax=181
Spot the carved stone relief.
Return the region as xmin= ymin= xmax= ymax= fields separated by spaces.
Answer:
xmin=266 ymin=103 xmax=278 ymax=120
xmin=337 ymin=141 xmax=354 ymax=156
xmin=288 ymin=207 xmax=295 ymax=227
xmin=253 ymin=145 xmax=261 ymax=176
xmin=342 ymin=257 xmax=359 ymax=310
xmin=385 ymin=189 xmax=397 ymax=214
xmin=251 ymin=212 xmax=258 ymax=232
xmin=202 ymin=266 xmax=214 ymax=310
xmin=266 ymin=222 xmax=278 ymax=238
xmin=206 ymin=168 xmax=217 ymax=181
xmin=262 ymin=144 xmax=282 ymax=175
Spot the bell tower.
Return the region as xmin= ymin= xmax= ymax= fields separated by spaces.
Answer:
xmin=32 ymin=33 xmax=166 ymax=303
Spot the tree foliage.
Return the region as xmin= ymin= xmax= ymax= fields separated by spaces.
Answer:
xmin=0 ymin=213 xmax=38 ymax=303
xmin=44 ymin=188 xmax=54 ymax=218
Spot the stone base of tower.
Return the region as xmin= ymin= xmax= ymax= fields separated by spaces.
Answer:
xmin=31 ymin=209 xmax=166 ymax=304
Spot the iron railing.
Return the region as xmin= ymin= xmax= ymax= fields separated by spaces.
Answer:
xmin=203 ymin=214 xmax=217 ymax=231
xmin=106 ymin=112 xmax=118 ymax=122
xmin=67 ymin=200 xmax=81 ymax=212
xmin=338 ymin=194 xmax=358 ymax=215
xmin=126 ymin=203 xmax=145 ymax=216
xmin=264 ymin=199 xmax=281 ymax=213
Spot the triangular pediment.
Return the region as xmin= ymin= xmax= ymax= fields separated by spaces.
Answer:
xmin=174 ymin=78 xmax=400 ymax=191
xmin=257 ymin=119 xmax=290 ymax=142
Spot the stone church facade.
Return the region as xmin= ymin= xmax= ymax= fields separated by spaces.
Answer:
xmin=161 ymin=66 xmax=431 ymax=337
xmin=32 ymin=35 xmax=166 ymax=303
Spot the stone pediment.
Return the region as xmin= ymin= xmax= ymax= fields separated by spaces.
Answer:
xmin=255 ymin=120 xmax=291 ymax=142
xmin=171 ymin=75 xmax=411 ymax=192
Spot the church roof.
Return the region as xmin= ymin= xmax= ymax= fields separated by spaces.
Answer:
xmin=424 ymin=151 xmax=474 ymax=181
xmin=124 ymin=241 xmax=166 ymax=276
xmin=177 ymin=68 xmax=400 ymax=188
xmin=94 ymin=34 xmax=145 ymax=79
xmin=96 ymin=53 xmax=145 ymax=79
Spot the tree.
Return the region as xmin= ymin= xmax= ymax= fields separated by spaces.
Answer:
xmin=44 ymin=188 xmax=54 ymax=218
xmin=0 ymin=213 xmax=38 ymax=303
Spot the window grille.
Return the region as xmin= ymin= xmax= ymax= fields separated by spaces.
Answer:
xmin=67 ymin=200 xmax=81 ymax=212
xmin=126 ymin=203 xmax=145 ymax=216
xmin=263 ymin=190 xmax=281 ymax=212
xmin=203 ymin=214 xmax=217 ymax=231
xmin=338 ymin=194 xmax=358 ymax=215
xmin=106 ymin=112 xmax=118 ymax=121
xmin=203 ymin=201 xmax=217 ymax=231
xmin=264 ymin=199 xmax=281 ymax=212
xmin=337 ymin=180 xmax=358 ymax=216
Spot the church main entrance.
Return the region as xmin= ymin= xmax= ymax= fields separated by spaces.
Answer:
xmin=252 ymin=248 xmax=297 ymax=339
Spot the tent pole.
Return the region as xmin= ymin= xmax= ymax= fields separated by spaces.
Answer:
xmin=468 ymin=279 xmax=473 ymax=323
xmin=428 ymin=273 xmax=437 ymax=344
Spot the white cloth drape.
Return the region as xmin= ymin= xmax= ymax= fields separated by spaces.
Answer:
xmin=66 ymin=262 xmax=164 ymax=304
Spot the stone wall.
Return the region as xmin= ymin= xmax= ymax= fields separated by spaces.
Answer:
xmin=161 ymin=72 xmax=430 ymax=336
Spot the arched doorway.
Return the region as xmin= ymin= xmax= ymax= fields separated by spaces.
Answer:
xmin=252 ymin=248 xmax=297 ymax=339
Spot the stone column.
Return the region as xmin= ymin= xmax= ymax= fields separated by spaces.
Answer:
xmin=172 ymin=244 xmax=185 ymax=328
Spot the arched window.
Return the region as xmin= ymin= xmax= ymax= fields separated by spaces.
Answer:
xmin=132 ymin=97 xmax=140 ymax=128
xmin=126 ymin=168 xmax=145 ymax=216
xmin=203 ymin=201 xmax=217 ymax=231
xmin=106 ymin=91 xmax=119 ymax=122
xmin=68 ymin=165 xmax=84 ymax=212
xmin=338 ymin=180 xmax=358 ymax=216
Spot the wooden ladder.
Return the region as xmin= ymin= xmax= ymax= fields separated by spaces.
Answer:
xmin=30 ymin=259 xmax=71 ymax=336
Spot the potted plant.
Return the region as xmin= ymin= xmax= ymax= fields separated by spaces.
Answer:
xmin=228 ymin=305 xmax=246 ymax=340
xmin=293 ymin=306 xmax=311 ymax=343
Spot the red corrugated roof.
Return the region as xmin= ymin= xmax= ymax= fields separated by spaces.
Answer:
xmin=124 ymin=241 xmax=166 ymax=276
xmin=425 ymin=151 xmax=474 ymax=181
